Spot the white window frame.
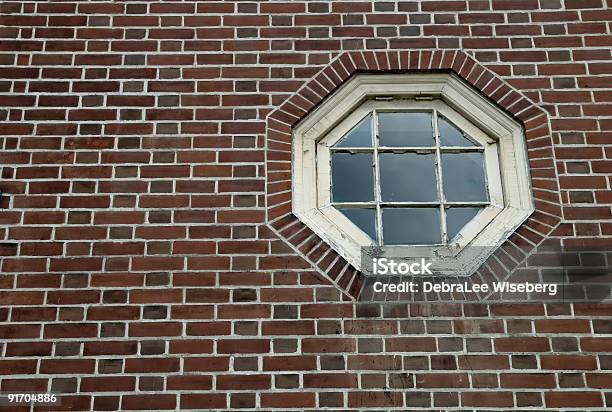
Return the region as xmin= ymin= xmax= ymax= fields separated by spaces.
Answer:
xmin=319 ymin=100 xmax=503 ymax=248
xmin=292 ymin=73 xmax=534 ymax=276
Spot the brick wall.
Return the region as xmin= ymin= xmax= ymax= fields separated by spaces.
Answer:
xmin=0 ymin=0 xmax=611 ymax=410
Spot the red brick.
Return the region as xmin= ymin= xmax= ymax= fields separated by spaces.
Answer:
xmin=217 ymin=375 xmax=270 ymax=390
xmin=303 ymin=373 xmax=358 ymax=388
xmin=218 ymin=339 xmax=270 ymax=354
xmin=457 ymin=355 xmax=510 ymax=370
xmin=385 ymin=337 xmax=437 ymax=352
xmin=81 ymin=376 xmax=135 ymax=392
xmin=347 ymin=355 xmax=402 ymax=370
xmin=462 ymin=392 xmax=514 ymax=407
xmin=263 ymin=356 xmax=317 ymax=371
xmin=580 ymin=337 xmax=612 ymax=351
xmin=416 ymin=373 xmax=469 ymax=388
xmin=184 ymin=357 xmax=230 ymax=372
xmin=262 ymin=320 xmax=314 ymax=335
xmin=261 ymin=392 xmax=315 ymax=408
xmin=5 ymin=342 xmax=51 ymax=356
xmin=124 ymin=358 xmax=180 ymax=373
xmin=40 ymin=359 xmax=95 ymax=374
xmin=180 ymin=394 xmax=226 ymax=410
xmin=128 ymin=322 xmax=182 ymax=337
xmin=302 ymin=338 xmax=356 ymax=353
xmin=541 ymin=355 xmax=597 ymax=370
xmin=44 ymin=323 xmax=97 ymax=338
xmin=586 ymin=373 xmax=612 ymax=388
xmin=500 ymin=373 xmax=556 ymax=388
xmin=545 ymin=391 xmax=603 ymax=408
xmin=121 ymin=395 xmax=176 ymax=411
xmin=167 ymin=375 xmax=213 ymax=390
xmin=495 ymin=337 xmax=550 ymax=352
xmin=535 ymin=319 xmax=591 ymax=333
xmin=0 ymin=360 xmax=38 ymax=375
xmin=348 ymin=391 xmax=404 ymax=407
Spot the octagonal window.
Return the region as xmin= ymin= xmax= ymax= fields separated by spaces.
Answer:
xmin=292 ymin=73 xmax=534 ymax=275
xmin=330 ymin=109 xmax=494 ymax=246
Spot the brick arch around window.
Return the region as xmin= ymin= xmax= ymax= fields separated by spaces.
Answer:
xmin=265 ymin=49 xmax=562 ymax=300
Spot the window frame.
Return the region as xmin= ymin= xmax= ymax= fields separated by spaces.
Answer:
xmin=292 ymin=73 xmax=534 ymax=275
xmin=318 ymin=99 xmax=504 ymax=249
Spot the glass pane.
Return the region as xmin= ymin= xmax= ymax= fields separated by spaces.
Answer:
xmin=379 ymin=153 xmax=437 ymax=202
xmin=382 ymin=207 xmax=441 ymax=245
xmin=338 ymin=208 xmax=377 ymax=241
xmin=439 ymin=115 xmax=477 ymax=147
xmin=441 ymin=152 xmax=488 ymax=202
xmin=331 ymin=153 xmax=374 ymax=202
xmin=379 ymin=112 xmax=433 ymax=147
xmin=334 ymin=114 xmax=373 ymax=148
xmin=446 ymin=207 xmax=482 ymax=241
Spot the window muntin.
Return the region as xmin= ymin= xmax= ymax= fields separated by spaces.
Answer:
xmin=328 ymin=104 xmax=495 ymax=246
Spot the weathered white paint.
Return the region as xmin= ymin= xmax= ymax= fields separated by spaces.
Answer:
xmin=292 ymin=73 xmax=534 ymax=276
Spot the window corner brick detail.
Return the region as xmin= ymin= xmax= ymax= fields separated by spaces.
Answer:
xmin=266 ymin=50 xmax=562 ymax=299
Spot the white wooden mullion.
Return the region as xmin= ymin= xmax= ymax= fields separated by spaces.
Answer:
xmin=372 ymin=109 xmax=383 ymax=246
xmin=432 ymin=108 xmax=448 ymax=244
xmin=334 ymin=201 xmax=491 ymax=208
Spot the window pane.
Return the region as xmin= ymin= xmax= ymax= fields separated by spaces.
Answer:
xmin=441 ymin=152 xmax=488 ymax=202
xmin=439 ymin=116 xmax=477 ymax=147
xmin=446 ymin=207 xmax=482 ymax=241
xmin=338 ymin=208 xmax=377 ymax=241
xmin=379 ymin=112 xmax=433 ymax=147
xmin=382 ymin=207 xmax=441 ymax=245
xmin=379 ymin=153 xmax=437 ymax=202
xmin=331 ymin=153 xmax=374 ymax=202
xmin=334 ymin=114 xmax=373 ymax=148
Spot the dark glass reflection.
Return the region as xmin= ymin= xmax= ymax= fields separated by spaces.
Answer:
xmin=379 ymin=112 xmax=433 ymax=147
xmin=379 ymin=153 xmax=437 ymax=202
xmin=331 ymin=153 xmax=374 ymax=202
xmin=446 ymin=207 xmax=482 ymax=241
xmin=382 ymin=207 xmax=441 ymax=245
xmin=335 ymin=114 xmax=373 ymax=148
xmin=439 ymin=116 xmax=477 ymax=147
xmin=442 ymin=152 xmax=488 ymax=202
xmin=338 ymin=208 xmax=377 ymax=241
